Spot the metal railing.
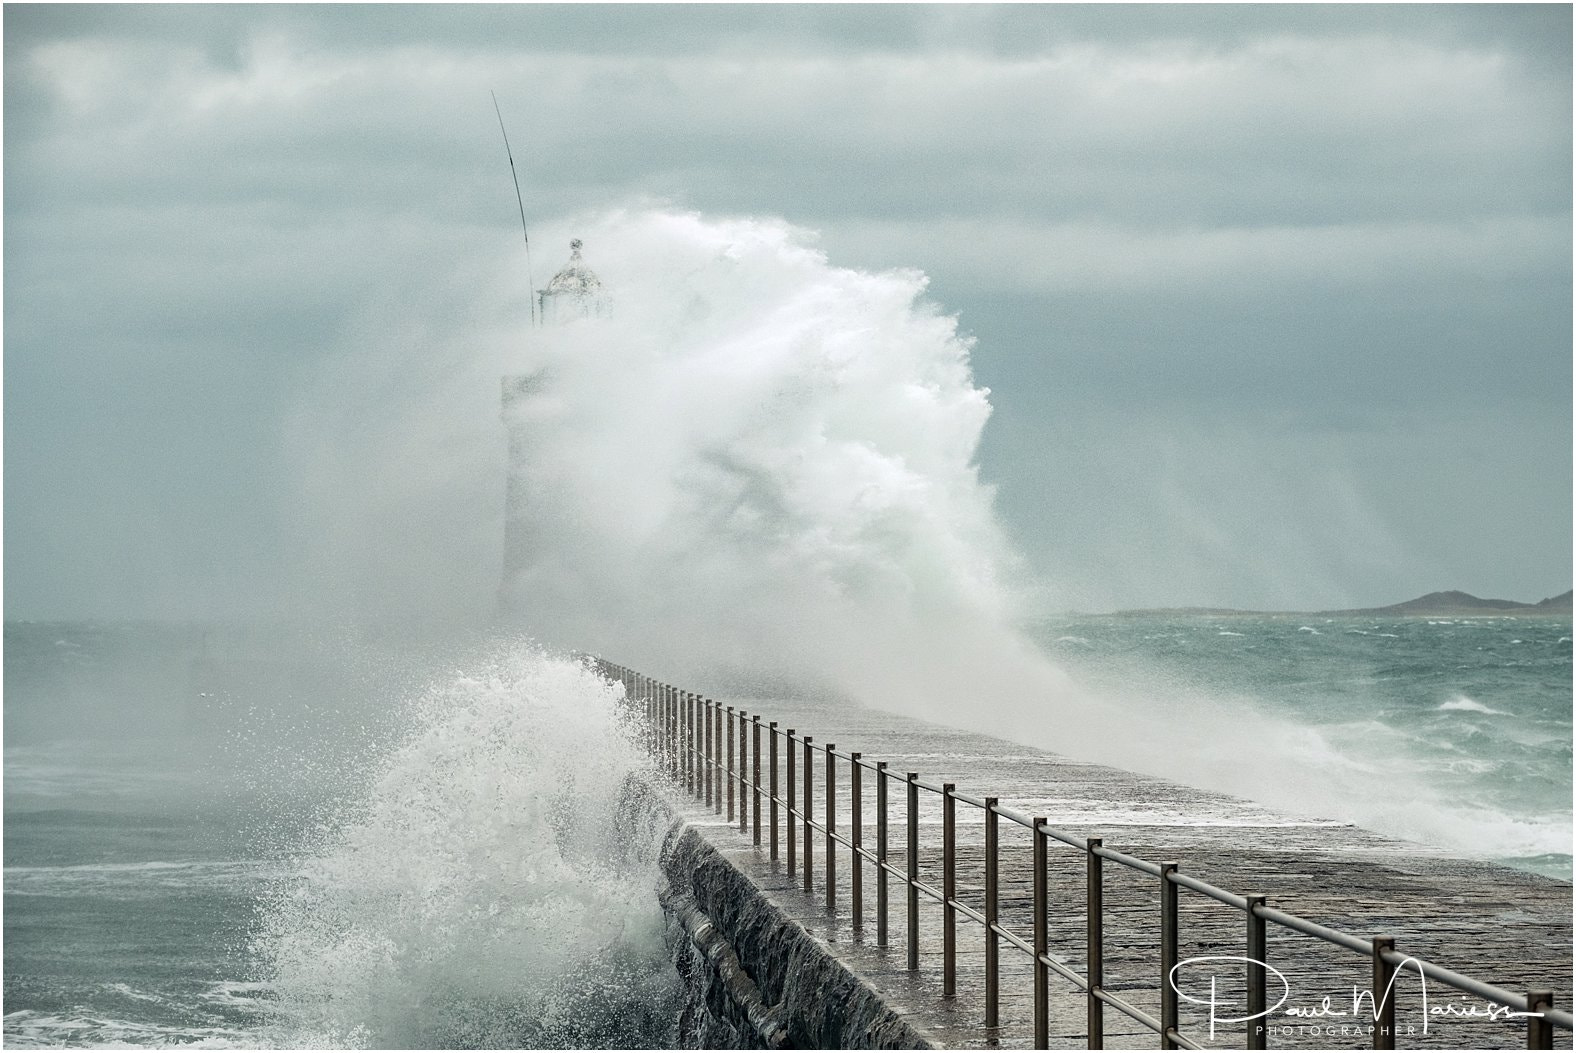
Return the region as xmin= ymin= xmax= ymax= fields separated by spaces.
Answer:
xmin=595 ymin=660 xmax=1571 ymax=1050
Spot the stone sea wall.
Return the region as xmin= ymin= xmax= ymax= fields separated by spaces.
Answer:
xmin=659 ymin=824 xmax=933 ymax=1050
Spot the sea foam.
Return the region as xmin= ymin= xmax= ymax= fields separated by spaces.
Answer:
xmin=253 ymin=648 xmax=679 ymax=1048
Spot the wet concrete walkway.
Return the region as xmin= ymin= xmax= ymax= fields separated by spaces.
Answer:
xmin=661 ymin=692 xmax=1571 ymax=1050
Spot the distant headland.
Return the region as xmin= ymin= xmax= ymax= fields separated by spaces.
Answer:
xmin=1109 ymin=588 xmax=1574 ymax=618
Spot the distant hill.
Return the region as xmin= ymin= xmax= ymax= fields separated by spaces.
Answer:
xmin=1537 ymin=589 xmax=1575 ymax=611
xmin=1107 ymin=589 xmax=1572 ymax=618
xmin=1327 ymin=589 xmax=1573 ymax=617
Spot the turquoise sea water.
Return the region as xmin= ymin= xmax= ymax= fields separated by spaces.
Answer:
xmin=1034 ymin=612 xmax=1572 ymax=879
xmin=4 ymin=616 xmax=1570 ymax=1046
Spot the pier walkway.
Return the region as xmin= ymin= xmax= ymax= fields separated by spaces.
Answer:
xmin=621 ymin=677 xmax=1571 ymax=1050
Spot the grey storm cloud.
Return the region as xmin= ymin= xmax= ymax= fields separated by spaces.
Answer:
xmin=4 ymin=4 xmax=1570 ymax=619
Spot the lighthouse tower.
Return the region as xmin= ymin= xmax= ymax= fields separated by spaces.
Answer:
xmin=537 ymin=238 xmax=606 ymax=325
xmin=499 ymin=239 xmax=606 ymax=606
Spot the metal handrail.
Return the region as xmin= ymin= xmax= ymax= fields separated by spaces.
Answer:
xmin=595 ymin=660 xmax=1571 ymax=1050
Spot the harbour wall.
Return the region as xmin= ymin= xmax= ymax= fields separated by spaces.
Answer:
xmin=659 ymin=821 xmax=933 ymax=1049
xmin=627 ymin=679 xmax=1572 ymax=1051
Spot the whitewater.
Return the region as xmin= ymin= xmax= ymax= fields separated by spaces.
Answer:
xmin=491 ymin=209 xmax=1568 ymax=869
xmin=5 ymin=209 xmax=1569 ymax=1047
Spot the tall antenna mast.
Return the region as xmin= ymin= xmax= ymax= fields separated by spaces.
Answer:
xmin=491 ymin=90 xmax=538 ymax=328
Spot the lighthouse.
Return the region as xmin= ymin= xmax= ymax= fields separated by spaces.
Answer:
xmin=499 ymin=239 xmax=606 ymax=606
xmin=537 ymin=238 xmax=606 ymax=325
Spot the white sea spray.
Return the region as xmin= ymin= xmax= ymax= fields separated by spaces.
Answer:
xmin=253 ymin=648 xmax=679 ymax=1048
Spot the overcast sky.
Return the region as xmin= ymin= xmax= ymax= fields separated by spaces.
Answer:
xmin=5 ymin=4 xmax=1571 ymax=620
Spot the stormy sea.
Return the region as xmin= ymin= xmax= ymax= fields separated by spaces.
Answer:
xmin=5 ymin=213 xmax=1570 ymax=1047
xmin=6 ymin=615 xmax=1569 ymax=1048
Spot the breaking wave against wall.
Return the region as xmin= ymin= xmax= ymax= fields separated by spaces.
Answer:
xmin=254 ymin=650 xmax=680 ymax=1048
xmin=499 ymin=210 xmax=1081 ymax=724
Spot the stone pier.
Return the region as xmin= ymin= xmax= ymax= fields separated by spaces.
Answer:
xmin=653 ymin=692 xmax=1571 ymax=1050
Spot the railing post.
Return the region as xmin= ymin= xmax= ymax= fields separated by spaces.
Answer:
xmin=984 ymin=797 xmax=999 ymax=1030
xmin=907 ymin=773 xmax=920 ymax=971
xmin=825 ymin=743 xmax=837 ymax=908
xmin=851 ymin=753 xmax=863 ymax=928
xmin=786 ymin=729 xmax=796 ymax=875
xmin=1161 ymin=862 xmax=1180 ymax=1050
xmin=1247 ymin=895 xmax=1267 ymax=1050
xmin=769 ymin=722 xmax=780 ymax=861
xmin=685 ymin=693 xmax=695 ymax=794
xmin=876 ymin=761 xmax=889 ymax=946
xmin=1033 ymin=817 xmax=1048 ymax=1050
xmin=942 ymin=782 xmax=956 ymax=999
xmin=726 ymin=707 xmax=736 ymax=822
xmin=667 ymin=686 xmax=677 ymax=778
xmin=752 ymin=716 xmax=762 ymax=846
xmin=802 ymin=736 xmax=814 ymax=893
xmin=704 ymin=698 xmax=714 ymax=809
xmin=1528 ymin=991 xmax=1555 ymax=1049
xmin=1371 ymin=937 xmax=1396 ymax=1050
xmin=712 ymin=701 xmax=722 ymax=810
xmin=1087 ymin=837 xmax=1104 ymax=1049
xmin=739 ymin=711 xmax=749 ymax=834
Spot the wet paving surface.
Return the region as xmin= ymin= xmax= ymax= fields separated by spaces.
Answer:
xmin=655 ymin=692 xmax=1571 ymax=1050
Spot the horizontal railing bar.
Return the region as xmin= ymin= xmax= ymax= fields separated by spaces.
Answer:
xmin=1094 ymin=987 xmax=1167 ymax=1035
xmin=994 ymin=921 xmax=1033 ymax=958
xmin=936 ymin=903 xmax=1083 ymax=988
xmin=1257 ymin=904 xmax=1371 ymax=954
xmin=912 ymin=876 xmax=947 ymax=907
xmin=1092 ymin=987 xmax=1203 ymax=1050
xmin=1040 ymin=823 xmax=1092 ymax=851
xmin=950 ymin=894 xmax=1093 ymax=995
xmin=991 ymin=802 xmax=1040 ymax=830
xmin=913 ymin=774 xmax=949 ymax=794
xmin=950 ymin=788 xmax=990 ymax=809
xmin=1093 ymin=843 xmax=1164 ymax=877
xmin=1039 ymin=950 xmax=1089 ymax=991
xmin=1382 ymin=947 xmax=1573 ymax=1023
xmin=1171 ymin=870 xmax=1249 ymax=909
